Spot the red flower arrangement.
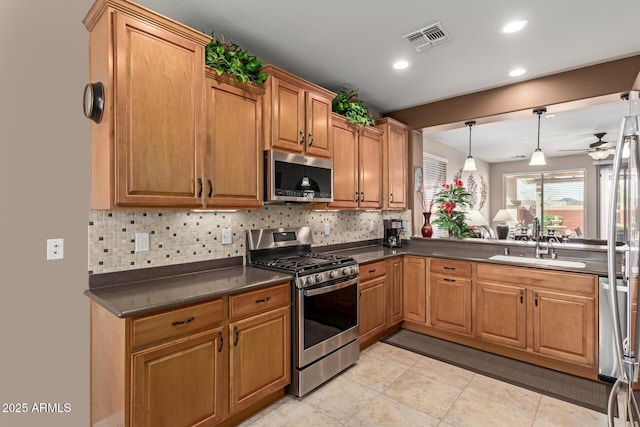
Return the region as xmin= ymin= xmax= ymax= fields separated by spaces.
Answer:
xmin=431 ymin=179 xmax=475 ymax=238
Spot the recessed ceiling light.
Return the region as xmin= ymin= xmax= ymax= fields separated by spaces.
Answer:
xmin=509 ymin=68 xmax=526 ymax=77
xmin=393 ymin=60 xmax=409 ymax=70
xmin=545 ymin=114 xmax=556 ymax=118
xmin=501 ymin=20 xmax=528 ymax=34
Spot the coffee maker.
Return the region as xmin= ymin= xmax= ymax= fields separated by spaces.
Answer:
xmin=383 ymin=219 xmax=403 ymax=248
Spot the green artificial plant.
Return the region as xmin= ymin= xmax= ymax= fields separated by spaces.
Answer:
xmin=431 ymin=179 xmax=476 ymax=239
xmin=332 ymin=89 xmax=376 ymax=126
xmin=205 ymin=32 xmax=268 ymax=85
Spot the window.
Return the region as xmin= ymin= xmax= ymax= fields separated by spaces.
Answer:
xmin=504 ymin=169 xmax=585 ymax=237
xmin=422 ymin=153 xmax=447 ymax=237
xmin=422 ymin=153 xmax=447 ymax=211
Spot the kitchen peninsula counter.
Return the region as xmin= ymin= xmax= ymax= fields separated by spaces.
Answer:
xmin=325 ymin=237 xmax=616 ymax=276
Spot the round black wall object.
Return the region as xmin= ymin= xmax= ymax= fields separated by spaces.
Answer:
xmin=83 ymin=82 xmax=104 ymax=123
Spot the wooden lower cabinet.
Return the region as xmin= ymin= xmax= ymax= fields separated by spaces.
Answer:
xmin=229 ymin=306 xmax=290 ymax=413
xmin=532 ymin=289 xmax=595 ymax=366
xmin=403 ymin=256 xmax=427 ymax=323
xmin=430 ymin=275 xmax=472 ymax=335
xmin=475 ymin=262 xmax=597 ymax=370
xmin=131 ymin=329 xmax=224 ymax=427
xmin=475 ymin=282 xmax=526 ymax=348
xmin=428 ymin=259 xmax=472 ymax=335
xmin=90 ymin=282 xmax=290 ymax=427
xmin=387 ymin=257 xmax=404 ymax=325
xmin=359 ymin=276 xmax=387 ymax=344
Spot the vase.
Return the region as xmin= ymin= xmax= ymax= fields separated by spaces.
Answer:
xmin=421 ymin=212 xmax=433 ymax=238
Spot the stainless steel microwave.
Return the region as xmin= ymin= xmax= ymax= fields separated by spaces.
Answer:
xmin=264 ymin=150 xmax=333 ymax=203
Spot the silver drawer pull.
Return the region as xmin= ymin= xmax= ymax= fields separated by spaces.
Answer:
xmin=171 ymin=316 xmax=195 ymax=326
xmin=255 ymin=296 xmax=271 ymax=304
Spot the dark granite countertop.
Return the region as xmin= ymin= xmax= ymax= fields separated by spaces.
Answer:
xmin=85 ymin=266 xmax=292 ymax=318
xmin=86 ymin=237 xmax=619 ymax=319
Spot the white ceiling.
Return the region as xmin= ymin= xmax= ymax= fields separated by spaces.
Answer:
xmin=138 ymin=0 xmax=640 ymax=162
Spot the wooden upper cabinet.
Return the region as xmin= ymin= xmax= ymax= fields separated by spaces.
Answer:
xmin=84 ymin=0 xmax=211 ymax=208
xmin=329 ymin=115 xmax=359 ymax=208
xmin=358 ymin=126 xmax=383 ymax=209
xmin=261 ymin=65 xmax=334 ymax=158
xmin=376 ymin=118 xmax=409 ymax=210
xmin=329 ymin=114 xmax=383 ymax=209
xmin=204 ymin=72 xmax=264 ymax=209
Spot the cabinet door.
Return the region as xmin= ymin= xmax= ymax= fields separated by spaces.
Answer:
xmin=229 ymin=306 xmax=290 ymax=413
xmin=532 ymin=289 xmax=595 ymax=366
xmin=131 ymin=329 xmax=224 ymax=427
xmin=403 ymin=256 xmax=426 ymax=324
xmin=329 ymin=115 xmax=359 ymax=208
xmin=358 ymin=127 xmax=383 ymax=208
xmin=205 ymin=78 xmax=262 ymax=208
xmin=388 ymin=258 xmax=404 ymax=325
xmin=113 ymin=12 xmax=203 ymax=207
xmin=359 ymin=276 xmax=387 ymax=344
xmin=430 ymin=275 xmax=472 ymax=335
xmin=305 ymin=92 xmax=332 ymax=158
xmin=476 ymin=281 xmax=526 ymax=348
xmin=387 ymin=123 xmax=408 ymax=209
xmin=269 ymin=77 xmax=305 ymax=153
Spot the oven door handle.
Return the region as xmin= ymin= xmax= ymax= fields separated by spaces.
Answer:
xmin=303 ymin=278 xmax=359 ymax=297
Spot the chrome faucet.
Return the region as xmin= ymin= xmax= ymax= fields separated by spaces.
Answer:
xmin=533 ymin=218 xmax=545 ymax=258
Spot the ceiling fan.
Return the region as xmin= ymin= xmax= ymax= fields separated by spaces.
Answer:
xmin=559 ymin=132 xmax=615 ymax=160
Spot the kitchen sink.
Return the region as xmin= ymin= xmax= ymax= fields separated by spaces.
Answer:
xmin=488 ymin=254 xmax=586 ymax=269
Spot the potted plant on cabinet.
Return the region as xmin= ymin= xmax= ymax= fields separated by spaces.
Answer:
xmin=205 ymin=32 xmax=268 ymax=86
xmin=332 ymin=89 xmax=376 ymax=126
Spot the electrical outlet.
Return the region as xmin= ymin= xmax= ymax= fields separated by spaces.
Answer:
xmin=46 ymin=238 xmax=64 ymax=260
xmin=324 ymin=223 xmax=330 ymax=236
xmin=135 ymin=233 xmax=150 ymax=252
xmin=369 ymin=221 xmax=375 ymax=232
xmin=402 ymin=221 xmax=410 ymax=233
xmin=222 ymin=227 xmax=232 ymax=245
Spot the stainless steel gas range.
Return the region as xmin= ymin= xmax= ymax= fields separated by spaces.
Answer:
xmin=247 ymin=226 xmax=360 ymax=397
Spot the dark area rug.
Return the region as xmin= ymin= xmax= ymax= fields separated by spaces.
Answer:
xmin=381 ymin=329 xmax=612 ymax=413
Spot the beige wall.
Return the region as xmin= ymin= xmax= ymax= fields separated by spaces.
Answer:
xmin=1 ymin=0 xmax=91 ymax=426
xmin=489 ymin=154 xmax=598 ymax=238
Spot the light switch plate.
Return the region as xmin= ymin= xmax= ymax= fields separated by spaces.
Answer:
xmin=47 ymin=238 xmax=64 ymax=260
xmin=135 ymin=233 xmax=149 ymax=252
xmin=324 ymin=223 xmax=330 ymax=236
xmin=222 ymin=228 xmax=232 ymax=245
xmin=402 ymin=221 xmax=410 ymax=233
xmin=369 ymin=221 xmax=375 ymax=232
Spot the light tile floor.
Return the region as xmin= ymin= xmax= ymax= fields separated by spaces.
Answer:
xmin=239 ymin=342 xmax=617 ymax=427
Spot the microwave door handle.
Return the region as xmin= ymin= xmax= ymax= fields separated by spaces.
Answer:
xmin=303 ymin=278 xmax=358 ymax=297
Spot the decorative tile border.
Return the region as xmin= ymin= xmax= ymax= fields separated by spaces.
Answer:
xmin=89 ymin=206 xmax=412 ymax=274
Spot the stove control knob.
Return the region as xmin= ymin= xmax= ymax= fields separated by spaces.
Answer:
xmin=306 ymin=276 xmax=314 ymax=285
xmin=350 ymin=266 xmax=357 ymax=275
xmin=329 ymin=270 xmax=338 ymax=279
xmin=342 ymin=268 xmax=349 ymax=275
xmin=315 ymin=274 xmax=323 ymax=283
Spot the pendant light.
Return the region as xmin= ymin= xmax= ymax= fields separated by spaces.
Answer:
xmin=529 ymin=108 xmax=547 ymax=166
xmin=463 ymin=120 xmax=477 ymax=171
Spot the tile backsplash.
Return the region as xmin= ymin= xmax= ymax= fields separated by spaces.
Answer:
xmin=88 ymin=206 xmax=412 ymax=274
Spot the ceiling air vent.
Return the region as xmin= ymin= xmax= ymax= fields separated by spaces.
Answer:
xmin=402 ymin=22 xmax=452 ymax=52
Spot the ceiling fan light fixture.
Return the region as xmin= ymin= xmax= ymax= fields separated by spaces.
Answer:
xmin=529 ymin=108 xmax=547 ymax=166
xmin=463 ymin=120 xmax=477 ymax=171
xmin=588 ymin=150 xmax=611 ymax=160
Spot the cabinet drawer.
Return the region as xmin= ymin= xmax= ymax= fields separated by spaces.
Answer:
xmin=359 ymin=260 xmax=387 ymax=282
xmin=229 ymin=283 xmax=290 ymax=320
xmin=430 ymin=258 xmax=471 ymax=278
xmin=132 ymin=299 xmax=224 ymax=349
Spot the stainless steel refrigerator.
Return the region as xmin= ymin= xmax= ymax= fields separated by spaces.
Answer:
xmin=606 ymin=90 xmax=640 ymax=425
